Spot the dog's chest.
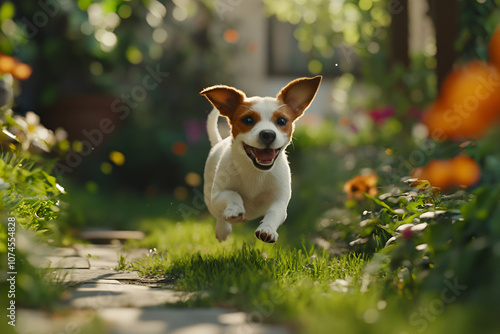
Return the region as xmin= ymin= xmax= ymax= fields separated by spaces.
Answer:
xmin=237 ymin=170 xmax=275 ymax=199
xmin=237 ymin=175 xmax=277 ymax=217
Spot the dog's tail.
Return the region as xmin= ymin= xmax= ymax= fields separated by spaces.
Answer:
xmin=207 ymin=108 xmax=222 ymax=147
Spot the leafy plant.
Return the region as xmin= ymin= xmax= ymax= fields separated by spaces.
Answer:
xmin=1 ymin=53 xmax=70 ymax=315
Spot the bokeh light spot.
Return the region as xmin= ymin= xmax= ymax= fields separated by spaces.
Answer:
xmin=109 ymin=150 xmax=125 ymax=166
xmin=72 ymin=141 xmax=84 ymax=153
xmin=118 ymin=4 xmax=132 ymax=19
xmin=89 ymin=61 xmax=103 ymax=76
xmin=12 ymin=63 xmax=32 ymax=80
xmin=247 ymin=41 xmax=258 ymax=53
xmin=224 ymin=29 xmax=239 ymax=44
xmin=172 ymin=141 xmax=188 ymax=156
xmin=85 ymin=181 xmax=99 ymax=193
xmin=100 ymin=162 xmax=112 ymax=175
xmin=308 ymin=59 xmax=323 ymax=74
xmin=185 ymin=172 xmax=202 ymax=187
xmin=126 ymin=46 xmax=143 ymax=64
xmin=174 ymin=186 xmax=188 ymax=200
xmin=0 ymin=53 xmax=15 ymax=73
xmin=359 ymin=0 xmax=373 ymax=11
xmin=152 ymin=27 xmax=168 ymax=44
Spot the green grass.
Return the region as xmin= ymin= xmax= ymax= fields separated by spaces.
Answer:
xmin=121 ymin=217 xmax=500 ymax=334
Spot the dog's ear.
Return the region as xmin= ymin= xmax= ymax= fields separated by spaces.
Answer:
xmin=200 ymin=85 xmax=246 ymax=118
xmin=277 ymin=76 xmax=322 ymax=119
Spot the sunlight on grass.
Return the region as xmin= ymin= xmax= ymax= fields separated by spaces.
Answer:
xmin=123 ymin=217 xmax=496 ymax=333
xmin=125 ymin=218 xmax=384 ymax=332
xmin=134 ymin=217 xmax=259 ymax=254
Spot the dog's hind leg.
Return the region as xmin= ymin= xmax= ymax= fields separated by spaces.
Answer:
xmin=215 ymin=218 xmax=232 ymax=242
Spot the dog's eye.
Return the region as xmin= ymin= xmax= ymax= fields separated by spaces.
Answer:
xmin=276 ymin=117 xmax=288 ymax=127
xmin=241 ymin=116 xmax=255 ymax=126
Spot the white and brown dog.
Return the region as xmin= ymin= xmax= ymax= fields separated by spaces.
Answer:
xmin=200 ymin=76 xmax=322 ymax=243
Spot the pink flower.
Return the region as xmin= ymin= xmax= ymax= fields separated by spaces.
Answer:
xmin=184 ymin=120 xmax=205 ymax=143
xmin=369 ymin=106 xmax=395 ymax=125
xmin=402 ymin=227 xmax=413 ymax=240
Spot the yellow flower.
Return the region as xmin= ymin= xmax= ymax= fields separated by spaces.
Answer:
xmin=344 ymin=172 xmax=378 ymax=201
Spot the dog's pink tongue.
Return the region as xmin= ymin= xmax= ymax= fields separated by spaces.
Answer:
xmin=254 ymin=148 xmax=277 ymax=164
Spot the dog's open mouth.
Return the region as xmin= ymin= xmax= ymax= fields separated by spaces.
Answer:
xmin=243 ymin=143 xmax=282 ymax=170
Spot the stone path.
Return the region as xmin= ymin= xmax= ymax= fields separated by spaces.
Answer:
xmin=17 ymin=242 xmax=290 ymax=334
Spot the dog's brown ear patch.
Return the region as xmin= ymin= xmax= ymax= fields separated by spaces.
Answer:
xmin=200 ymin=85 xmax=246 ymax=118
xmin=276 ymin=76 xmax=322 ymax=120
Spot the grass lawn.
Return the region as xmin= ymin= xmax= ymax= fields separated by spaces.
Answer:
xmin=119 ymin=217 xmax=495 ymax=334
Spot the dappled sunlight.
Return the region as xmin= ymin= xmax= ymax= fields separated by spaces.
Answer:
xmin=135 ymin=218 xmax=263 ymax=256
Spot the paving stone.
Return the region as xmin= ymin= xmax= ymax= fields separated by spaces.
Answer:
xmin=75 ymin=244 xmax=149 ymax=269
xmin=45 ymin=256 xmax=90 ymax=269
xmin=66 ymin=283 xmax=192 ymax=309
xmin=32 ymin=245 xmax=292 ymax=334
xmin=124 ymin=247 xmax=150 ymax=260
xmin=17 ymin=307 xmax=290 ymax=334
xmin=79 ymin=230 xmax=145 ymax=243
xmin=46 ymin=246 xmax=79 ymax=257
xmin=76 ymin=244 xmax=123 ymax=269
xmin=86 ymin=279 xmax=122 ymax=285
xmin=77 ymin=244 xmax=121 ymax=260
xmin=89 ymin=258 xmax=121 ymax=269
xmin=54 ymin=269 xmax=141 ymax=284
xmin=16 ymin=309 xmax=96 ymax=334
xmin=98 ymin=307 xmax=291 ymax=334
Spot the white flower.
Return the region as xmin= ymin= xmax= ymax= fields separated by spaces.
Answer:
xmin=13 ymin=111 xmax=57 ymax=152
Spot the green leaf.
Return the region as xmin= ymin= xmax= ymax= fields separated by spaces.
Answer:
xmin=406 ymin=201 xmax=423 ymax=214
xmin=364 ymin=193 xmax=398 ymax=215
xmin=41 ymin=170 xmax=58 ymax=190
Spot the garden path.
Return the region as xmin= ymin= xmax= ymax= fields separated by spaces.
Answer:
xmin=18 ymin=238 xmax=289 ymax=334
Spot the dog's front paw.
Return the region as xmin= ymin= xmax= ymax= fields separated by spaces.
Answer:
xmin=223 ymin=204 xmax=246 ymax=224
xmin=255 ymin=224 xmax=279 ymax=243
xmin=215 ymin=220 xmax=232 ymax=243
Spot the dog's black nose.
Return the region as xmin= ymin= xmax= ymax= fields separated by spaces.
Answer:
xmin=259 ymin=130 xmax=276 ymax=146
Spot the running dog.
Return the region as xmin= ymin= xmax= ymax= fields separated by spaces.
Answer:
xmin=200 ymin=76 xmax=322 ymax=243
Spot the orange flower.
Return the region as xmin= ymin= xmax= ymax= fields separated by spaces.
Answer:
xmin=12 ymin=63 xmax=32 ymax=80
xmin=0 ymin=52 xmax=33 ymax=80
xmin=452 ymin=155 xmax=481 ymax=187
xmin=0 ymin=53 xmax=16 ymax=73
xmin=423 ymin=25 xmax=500 ymax=140
xmin=489 ymin=26 xmax=500 ymax=69
xmin=411 ymin=159 xmax=453 ymax=189
xmin=411 ymin=155 xmax=480 ymax=190
xmin=423 ymin=61 xmax=500 ymax=140
xmin=344 ymin=172 xmax=378 ymax=201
